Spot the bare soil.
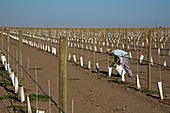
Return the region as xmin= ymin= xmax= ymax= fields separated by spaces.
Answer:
xmin=0 ymin=33 xmax=170 ymax=113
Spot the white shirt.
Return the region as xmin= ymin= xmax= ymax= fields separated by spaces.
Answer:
xmin=111 ymin=49 xmax=128 ymax=57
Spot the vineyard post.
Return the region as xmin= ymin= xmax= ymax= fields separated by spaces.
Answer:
xmin=7 ymin=30 xmax=10 ymax=63
xmin=125 ymin=28 xmax=128 ymax=51
xmin=92 ymin=31 xmax=96 ymax=72
xmin=31 ymin=28 xmax=33 ymax=39
xmin=157 ymin=28 xmax=161 ymax=49
xmin=49 ymin=28 xmax=52 ymax=52
xmin=18 ymin=30 xmax=23 ymax=85
xmin=1 ymin=28 xmax=4 ymax=54
xmin=40 ymin=29 xmax=44 ymax=48
xmin=37 ymin=29 xmax=40 ymax=48
xmin=147 ymin=30 xmax=152 ymax=90
xmin=102 ymin=29 xmax=105 ymax=47
xmin=59 ymin=34 xmax=68 ymax=113
xmin=144 ymin=28 xmax=147 ymax=47
xmin=79 ymin=29 xmax=82 ymax=49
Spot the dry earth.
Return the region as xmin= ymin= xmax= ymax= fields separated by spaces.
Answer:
xmin=0 ymin=33 xmax=170 ymax=113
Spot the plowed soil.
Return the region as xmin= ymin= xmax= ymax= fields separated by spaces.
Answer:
xmin=0 ymin=33 xmax=170 ymax=113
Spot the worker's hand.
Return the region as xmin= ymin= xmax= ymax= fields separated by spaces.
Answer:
xmin=110 ymin=62 xmax=117 ymax=67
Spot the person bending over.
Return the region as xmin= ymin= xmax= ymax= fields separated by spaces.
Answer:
xmin=107 ymin=48 xmax=133 ymax=77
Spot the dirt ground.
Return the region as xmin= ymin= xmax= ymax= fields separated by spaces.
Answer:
xmin=0 ymin=32 xmax=170 ymax=113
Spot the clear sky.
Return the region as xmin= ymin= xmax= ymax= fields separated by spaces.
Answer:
xmin=0 ymin=0 xmax=170 ymax=28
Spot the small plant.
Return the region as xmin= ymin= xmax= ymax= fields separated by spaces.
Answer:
xmin=96 ymin=76 xmax=102 ymax=79
xmin=0 ymin=79 xmax=12 ymax=86
xmin=0 ymin=66 xmax=13 ymax=88
xmin=126 ymin=85 xmax=139 ymax=91
xmin=29 ymin=93 xmax=49 ymax=102
xmin=139 ymin=61 xmax=148 ymax=65
xmin=140 ymin=88 xmax=158 ymax=94
xmin=0 ymin=94 xmax=18 ymax=100
xmin=109 ymin=79 xmax=128 ymax=85
xmin=7 ymin=105 xmax=26 ymax=113
xmin=0 ymin=66 xmax=5 ymax=71
xmin=102 ymin=75 xmax=110 ymax=78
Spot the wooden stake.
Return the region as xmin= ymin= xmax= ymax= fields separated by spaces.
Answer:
xmin=7 ymin=30 xmax=10 ymax=63
xmin=144 ymin=28 xmax=147 ymax=48
xmin=18 ymin=30 xmax=23 ymax=85
xmin=28 ymin=57 xmax=30 ymax=73
xmin=48 ymin=80 xmax=51 ymax=113
xmin=137 ymin=46 xmax=139 ymax=75
xmin=16 ymin=49 xmax=18 ymax=76
xmin=92 ymin=32 xmax=96 ymax=72
xmin=158 ymin=46 xmax=162 ymax=82
xmin=1 ymin=28 xmax=4 ymax=54
xmin=125 ymin=29 xmax=128 ymax=51
xmin=59 ymin=34 xmax=68 ymax=113
xmin=49 ymin=29 xmax=52 ymax=53
xmin=72 ymin=99 xmax=74 ymax=113
xmin=147 ymin=31 xmax=152 ymax=90
xmin=35 ymin=66 xmax=38 ymax=111
xmin=12 ymin=45 xmax=14 ymax=71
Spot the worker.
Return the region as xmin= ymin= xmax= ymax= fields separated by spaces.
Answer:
xmin=107 ymin=48 xmax=133 ymax=77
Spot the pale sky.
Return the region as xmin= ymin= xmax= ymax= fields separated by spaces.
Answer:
xmin=0 ymin=0 xmax=170 ymax=28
